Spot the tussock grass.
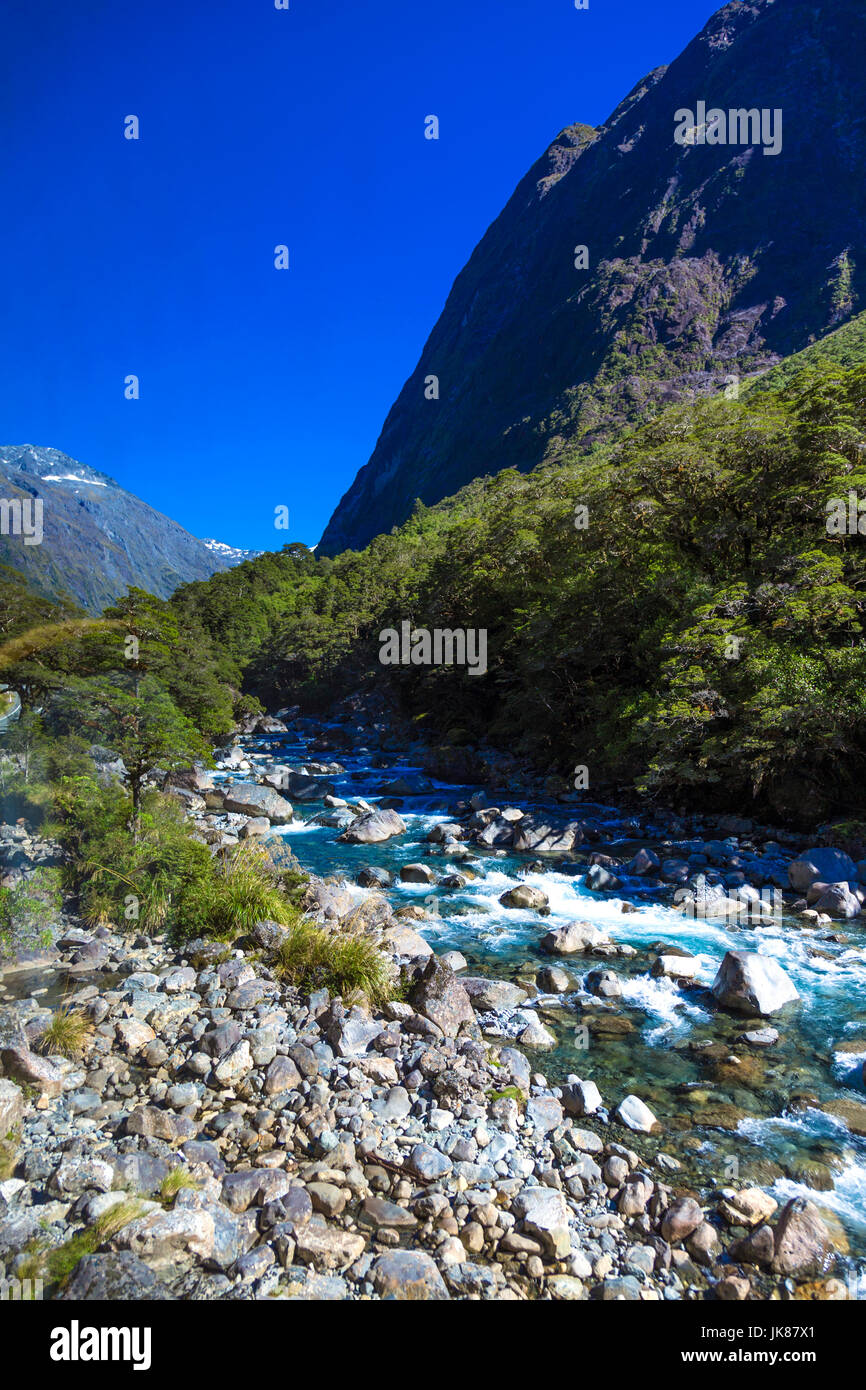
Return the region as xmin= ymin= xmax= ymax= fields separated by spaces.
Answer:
xmin=0 ymin=1128 xmax=20 ymax=1180
xmin=273 ymin=919 xmax=394 ymax=1008
xmin=45 ymin=1199 xmax=145 ymax=1287
xmin=38 ymin=1007 xmax=93 ymax=1060
xmin=159 ymin=1169 xmax=200 ymax=1204
xmin=193 ymin=843 xmax=300 ymax=940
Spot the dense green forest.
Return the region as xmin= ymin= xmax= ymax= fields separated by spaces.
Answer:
xmin=4 ymin=348 xmax=866 ymax=825
xmin=165 ymin=357 xmax=866 ymax=822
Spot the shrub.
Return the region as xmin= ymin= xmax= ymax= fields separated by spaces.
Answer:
xmin=56 ymin=778 xmax=213 ymax=931
xmin=0 ymin=870 xmax=60 ymax=960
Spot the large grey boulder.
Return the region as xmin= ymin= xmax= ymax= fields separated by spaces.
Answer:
xmin=615 ymin=1095 xmax=660 ymax=1133
xmin=810 ymin=883 xmax=861 ymax=918
xmin=281 ymin=771 xmax=336 ymax=801
xmin=59 ymin=1252 xmax=174 ymax=1300
xmin=461 ymin=976 xmax=529 ymax=1011
xmin=338 ymin=808 xmax=407 ymax=844
xmin=711 ymin=951 xmax=800 ymax=1016
xmin=499 ymin=884 xmax=548 ymax=911
xmin=512 ymin=1187 xmax=571 ymax=1257
xmin=540 ymin=920 xmax=608 ymax=955
xmin=0 ymin=1045 xmax=63 ymax=1097
xmin=512 ymin=818 xmax=582 ymax=853
xmin=0 ymin=1079 xmax=24 ymax=1136
xmin=371 ymin=1249 xmax=449 ymax=1300
xmin=410 ymin=956 xmax=475 ymax=1038
xmin=222 ymin=783 xmax=293 ymax=824
xmin=772 ymin=1198 xmax=834 ymax=1277
xmin=788 ymin=847 xmax=856 ymax=892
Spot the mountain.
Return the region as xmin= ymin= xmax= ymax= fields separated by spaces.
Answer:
xmin=320 ymin=0 xmax=866 ymax=555
xmin=201 ymin=539 xmax=263 ymax=567
xmin=0 ymin=445 xmax=232 ymax=611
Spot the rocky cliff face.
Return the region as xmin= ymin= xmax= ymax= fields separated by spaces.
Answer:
xmin=0 ymin=445 xmax=230 ymax=611
xmin=320 ymin=0 xmax=866 ymax=554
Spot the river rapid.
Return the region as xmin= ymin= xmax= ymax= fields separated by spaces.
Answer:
xmin=219 ymin=723 xmax=866 ymax=1275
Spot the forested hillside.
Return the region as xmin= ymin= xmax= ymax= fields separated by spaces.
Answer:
xmin=164 ymin=356 xmax=866 ymax=824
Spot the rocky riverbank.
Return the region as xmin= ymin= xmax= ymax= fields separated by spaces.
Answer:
xmin=0 ymin=909 xmax=849 ymax=1303
xmin=0 ymin=704 xmax=862 ymax=1301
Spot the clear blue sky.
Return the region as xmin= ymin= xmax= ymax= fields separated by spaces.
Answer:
xmin=0 ymin=0 xmax=719 ymax=550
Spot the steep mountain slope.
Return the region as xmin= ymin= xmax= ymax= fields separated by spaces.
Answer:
xmin=0 ymin=446 xmax=230 ymax=611
xmin=320 ymin=0 xmax=866 ymax=554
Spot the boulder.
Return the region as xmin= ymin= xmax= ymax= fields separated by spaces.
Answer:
xmin=213 ymin=1039 xmax=253 ymax=1086
xmin=711 ymin=951 xmax=800 ymax=1016
xmin=518 ymin=1018 xmax=557 ymax=1047
xmin=536 ymin=965 xmax=572 ymax=993
xmin=58 ymin=1252 xmax=173 ymax=1300
xmin=400 ymin=863 xmax=436 ymax=884
xmin=772 ymin=1198 xmax=833 ymax=1277
xmin=115 ymin=1208 xmax=215 ymax=1265
xmin=0 ymin=1045 xmax=63 ymax=1097
xmin=811 ymin=883 xmax=861 ymax=919
xmin=615 ymin=1095 xmax=659 ymax=1134
xmin=461 ymin=976 xmax=529 ymax=1011
xmin=499 ymin=884 xmax=549 ymax=911
xmin=406 ymin=1143 xmax=452 ymax=1181
xmin=281 ymin=772 xmax=336 ymax=801
xmin=512 ymin=1187 xmax=571 ymax=1258
xmin=338 ymin=809 xmax=407 ymax=844
xmin=371 ymin=1249 xmax=449 ymax=1300
xmin=294 ymin=1218 xmax=366 ymax=1272
xmin=222 ymin=783 xmax=293 ymax=824
xmin=410 ymin=956 xmax=475 ymax=1038
xmin=512 ymin=818 xmax=582 ymax=853
xmin=585 ymin=863 xmax=623 ymax=892
xmin=651 ymin=954 xmax=699 ymax=981
xmin=0 ymin=1079 xmax=24 ymax=1136
xmin=328 ymin=1009 xmax=383 ymax=1058
xmin=540 ymin=921 xmax=608 ymax=955
xmin=660 ymin=1196 xmax=704 ymax=1244
xmin=788 ymin=847 xmax=856 ymax=892
xmin=561 ymin=1078 xmax=602 ymax=1117
xmin=264 ymin=1054 xmax=302 ymax=1096
xmin=718 ymin=1188 xmax=778 ymax=1228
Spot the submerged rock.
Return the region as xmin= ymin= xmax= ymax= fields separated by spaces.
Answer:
xmin=615 ymin=1095 xmax=659 ymax=1134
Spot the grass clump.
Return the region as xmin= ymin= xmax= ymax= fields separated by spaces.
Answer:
xmin=188 ymin=843 xmax=300 ymax=940
xmin=45 ymin=1199 xmax=144 ymax=1288
xmin=159 ymin=1169 xmax=200 ymax=1205
xmin=0 ymin=1127 xmax=21 ymax=1180
xmin=487 ymin=1086 xmax=525 ymax=1107
xmin=274 ymin=920 xmax=395 ymax=1008
xmin=38 ymin=1007 xmax=93 ymax=1060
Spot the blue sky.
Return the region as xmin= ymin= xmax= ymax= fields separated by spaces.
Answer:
xmin=0 ymin=0 xmax=720 ymax=549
